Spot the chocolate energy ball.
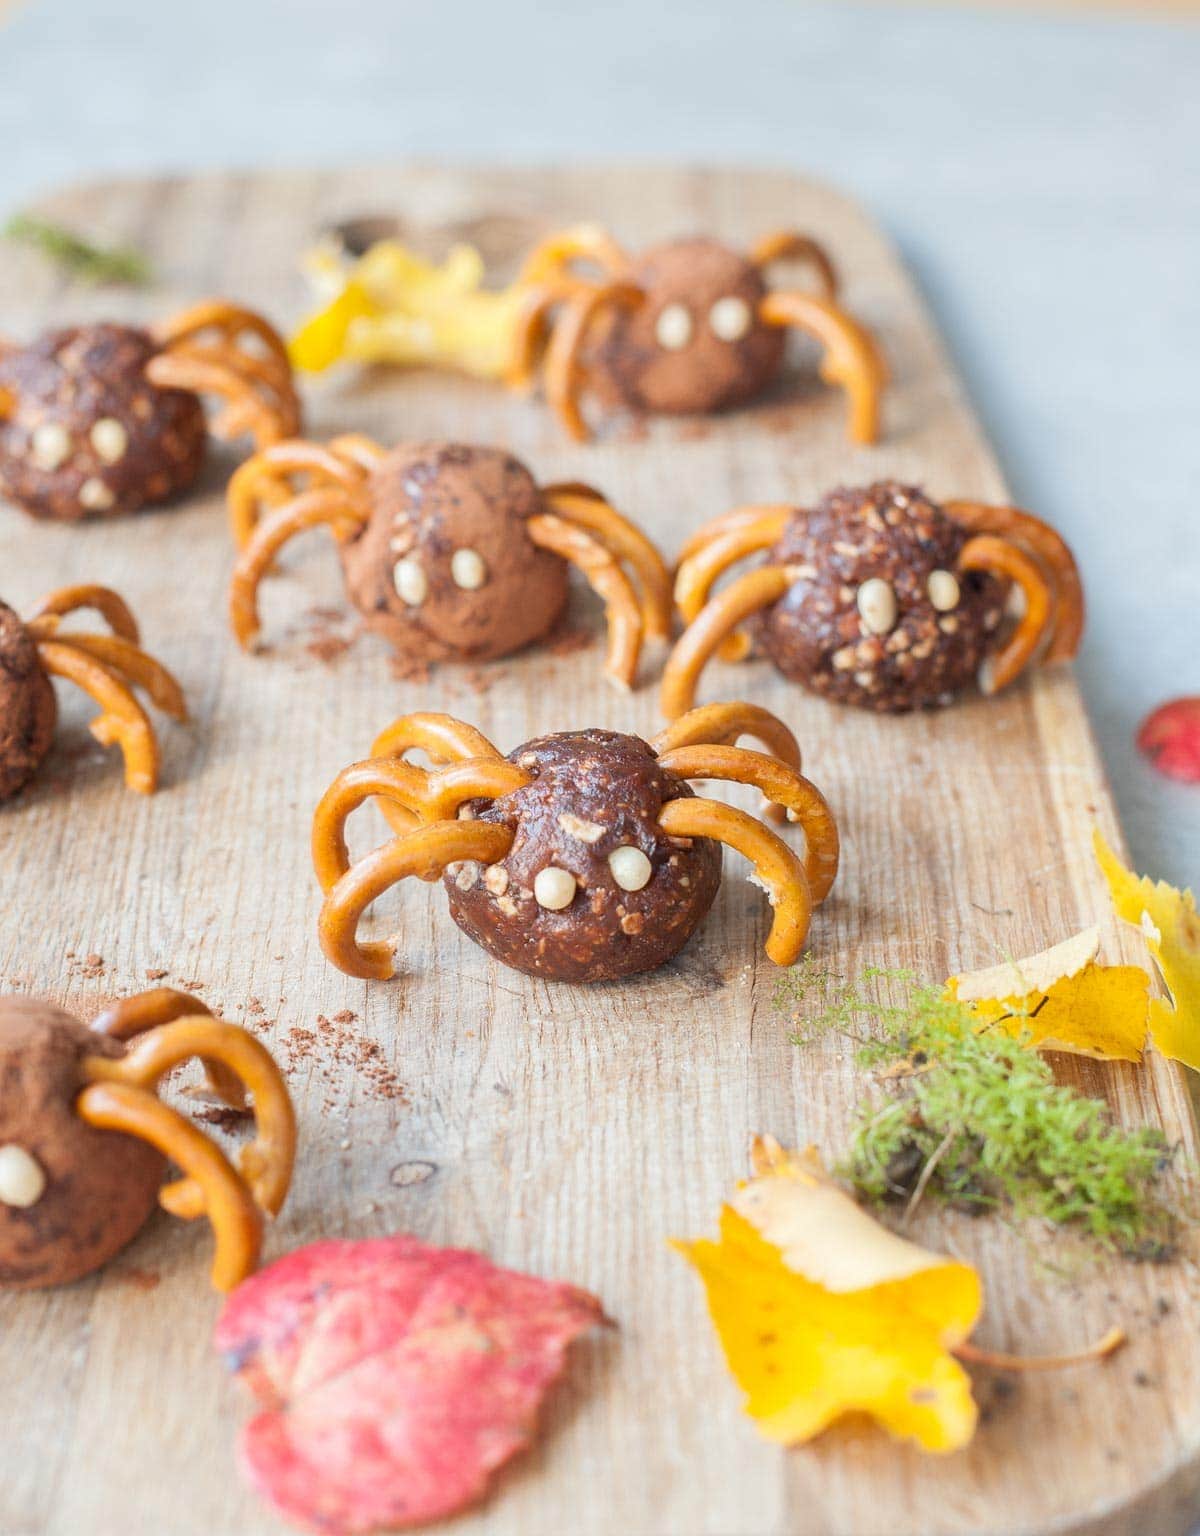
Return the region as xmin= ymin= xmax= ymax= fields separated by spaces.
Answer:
xmin=590 ymin=238 xmax=784 ymax=416
xmin=445 ymin=729 xmax=722 ymax=982
xmin=0 ymin=998 xmax=164 ymax=1289
xmin=341 ymin=443 xmax=570 ymax=662
xmin=761 ymin=483 xmax=1005 ymax=712
xmin=0 ymin=600 xmax=57 ymax=800
xmin=0 ymin=324 xmax=207 ymax=520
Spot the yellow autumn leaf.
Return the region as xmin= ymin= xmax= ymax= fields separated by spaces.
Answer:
xmin=1095 ymin=830 xmax=1200 ymax=1070
xmin=673 ymin=1137 xmax=982 ymax=1453
xmin=289 ymin=239 xmax=524 ymax=378
xmin=949 ymin=927 xmax=1150 ymax=1062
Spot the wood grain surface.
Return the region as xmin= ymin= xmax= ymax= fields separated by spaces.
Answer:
xmin=0 ymin=165 xmax=1197 ymax=1536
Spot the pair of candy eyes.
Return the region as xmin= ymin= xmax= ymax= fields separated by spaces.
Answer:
xmin=854 ymin=569 xmax=962 ymax=634
xmin=654 ymin=295 xmax=754 ymax=352
xmin=392 ymin=546 xmax=488 ymax=607
xmin=0 ymin=1143 xmax=46 ymax=1209
xmin=526 ymin=845 xmax=653 ymax=911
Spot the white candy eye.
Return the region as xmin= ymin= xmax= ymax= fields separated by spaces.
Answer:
xmin=655 ymin=303 xmax=693 ymax=351
xmin=451 ymin=548 xmax=488 ymax=590
xmin=90 ymin=417 xmax=129 ymax=464
xmin=393 ymin=557 xmax=428 ymax=606
xmin=927 ymin=569 xmax=960 ymax=612
xmin=856 ymin=577 xmax=898 ymax=635
xmin=608 ymin=846 xmax=652 ymax=892
xmin=30 ymin=422 xmax=72 ymax=471
xmin=708 ymin=295 xmax=753 ymax=342
xmin=0 ymin=1144 xmax=46 ymax=1208
xmin=534 ymin=866 xmax=577 ymax=911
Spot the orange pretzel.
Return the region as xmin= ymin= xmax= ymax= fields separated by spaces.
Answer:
xmin=227 ymin=437 xmax=375 ymax=548
xmin=759 ymin=292 xmax=888 ymax=445
xmin=661 ymin=565 xmax=794 ymax=719
xmin=652 ymin=699 xmax=805 ymax=825
xmin=527 ymin=513 xmax=645 ymax=688
xmin=750 ymin=230 xmax=840 ymax=300
xmin=673 ymin=505 xmax=793 ymax=662
xmin=543 ymin=484 xmax=674 ymax=641
xmin=541 ymin=280 xmax=645 ymax=442
xmin=958 ymin=535 xmax=1052 ymax=694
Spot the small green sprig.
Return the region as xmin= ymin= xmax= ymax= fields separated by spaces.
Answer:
xmin=776 ymin=961 xmax=1179 ymax=1258
xmin=3 ymin=214 xmax=153 ymax=287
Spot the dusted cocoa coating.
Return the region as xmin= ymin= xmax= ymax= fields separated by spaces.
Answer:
xmin=0 ymin=324 xmax=207 ymax=520
xmin=445 ymin=729 xmax=722 ymax=982
xmin=0 ymin=998 xmax=164 ymax=1289
xmin=0 ymin=601 xmax=56 ymax=801
xmin=340 ymin=443 xmax=569 ymax=662
xmin=590 ymin=238 xmax=783 ymax=416
xmin=761 ymin=482 xmax=1004 ymax=712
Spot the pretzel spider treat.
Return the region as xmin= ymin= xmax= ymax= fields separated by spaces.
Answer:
xmin=313 ymin=703 xmax=839 ymax=984
xmin=509 ymin=225 xmax=886 ymax=444
xmin=0 ymin=302 xmax=300 ymax=520
xmin=228 ymin=438 xmax=671 ymax=687
xmin=0 ymin=584 xmax=187 ymax=799
xmin=0 ymin=989 xmax=295 ymax=1290
xmin=664 ymin=482 xmax=1084 ymax=717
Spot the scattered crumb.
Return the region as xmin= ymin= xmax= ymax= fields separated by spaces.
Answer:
xmin=247 ymin=997 xmax=266 ymax=1017
xmin=115 ymin=1268 xmax=161 ymax=1291
xmin=67 ymin=952 xmax=106 ymax=980
xmin=191 ymin=1102 xmax=254 ymax=1131
xmin=388 ymin=653 xmax=433 ymax=685
xmin=331 ymin=1009 xmax=356 ymax=1025
xmin=145 ymin=967 xmax=169 ymax=981
xmin=279 ymin=1013 xmax=408 ymax=1110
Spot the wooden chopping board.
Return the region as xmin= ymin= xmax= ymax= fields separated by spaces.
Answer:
xmin=0 ymin=165 xmax=1198 ymax=1536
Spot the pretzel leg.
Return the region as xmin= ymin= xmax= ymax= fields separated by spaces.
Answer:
xmin=26 ymin=585 xmax=139 ymax=642
xmin=152 ymin=301 xmax=299 ymax=442
xmin=82 ymin=1016 xmax=295 ymax=1220
xmin=45 ymin=634 xmax=187 ymax=720
xmin=74 ymin=1080 xmax=262 ymax=1291
xmin=661 ymin=565 xmax=792 ymax=719
xmin=544 ymin=281 xmax=645 ymax=442
xmin=319 ymin=819 xmax=515 ymax=980
xmin=656 ymin=745 xmax=839 ymax=905
xmin=543 ymin=486 xmax=673 ymax=641
xmin=759 ymin=291 xmax=887 ymax=445
xmin=527 ymin=512 xmax=644 ymax=688
xmin=518 ymin=224 xmax=630 ymax=287
xmin=35 ymin=639 xmax=161 ymax=793
xmin=227 ymin=440 xmax=371 ymax=547
xmin=327 ymin=433 xmax=387 ymax=472
xmin=674 ymin=506 xmax=793 ymax=662
xmin=228 ymin=488 xmax=369 ymax=650
xmin=90 ymin=987 xmax=244 ymax=1107
xmin=652 ymin=700 xmax=802 ymax=826
xmin=750 ymin=232 xmax=839 ymax=302
xmin=657 ymin=797 xmax=813 ymax=965
xmin=945 ymin=500 xmax=1084 ymax=663
xmin=313 ymin=758 xmax=437 ymax=887
xmin=958 ymin=535 xmax=1053 ymax=695
xmin=507 ymin=286 xmax=560 ymax=392
xmin=370 ymin=712 xmax=503 ymax=766
xmin=146 ymin=351 xmax=296 ymax=451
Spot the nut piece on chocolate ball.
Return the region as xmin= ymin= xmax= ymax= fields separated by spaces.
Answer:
xmin=228 ymin=438 xmax=673 ymax=691
xmin=664 ymin=481 xmax=1085 ymax=718
xmin=314 ymin=703 xmax=841 ymax=986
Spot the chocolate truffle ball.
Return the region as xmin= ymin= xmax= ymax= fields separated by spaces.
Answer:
xmin=589 ymin=238 xmax=783 ymax=416
xmin=0 ymin=998 xmax=164 ymax=1289
xmin=444 ymin=729 xmax=722 ymax=982
xmin=760 ymin=482 xmax=1004 ymax=712
xmin=0 ymin=324 xmax=207 ymax=520
xmin=340 ymin=442 xmax=570 ymax=662
xmin=0 ymin=601 xmax=56 ymax=801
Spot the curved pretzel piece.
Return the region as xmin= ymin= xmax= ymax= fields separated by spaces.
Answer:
xmin=958 ymin=535 xmax=1053 ymax=695
xmin=750 ymin=231 xmax=839 ymax=302
xmin=319 ymin=819 xmax=515 ymax=980
xmin=527 ymin=512 xmax=645 ymax=689
xmin=675 ymin=506 xmax=788 ymax=572
xmin=82 ymin=1016 xmax=296 ymax=1222
xmin=658 ymin=797 xmax=812 ymax=965
xmin=40 ymin=633 xmax=187 ymax=721
xmin=543 ymin=281 xmax=645 ymax=442
xmin=945 ymin=500 xmax=1084 ymax=664
xmin=90 ymin=987 xmax=244 ymax=1108
xmin=229 ymin=488 xmax=371 ymax=650
xmin=26 ymin=585 xmax=139 ymax=642
xmin=661 ymin=565 xmax=793 ymax=719
xmin=150 ymin=300 xmax=301 ymax=448
xmin=35 ymin=640 xmax=161 ymax=793
xmin=74 ymin=1080 xmax=262 ymax=1292
xmin=674 ymin=505 xmax=793 ymax=662
xmin=543 ymin=485 xmax=674 ymax=641
xmin=759 ymin=291 xmax=887 ymax=445
xmin=327 ymin=433 xmax=387 ymax=472
xmin=227 ymin=439 xmax=372 ymax=548
xmin=652 ymin=700 xmax=803 ymax=825
xmin=371 ymin=712 xmax=503 ymax=767
xmin=656 ymin=745 xmax=839 ymax=905
xmin=518 ymin=225 xmax=631 ymax=289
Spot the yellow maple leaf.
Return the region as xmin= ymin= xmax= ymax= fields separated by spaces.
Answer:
xmin=1095 ymin=830 xmax=1200 ymax=1070
xmin=949 ymin=926 xmax=1150 ymax=1062
xmin=673 ymin=1138 xmax=982 ymax=1453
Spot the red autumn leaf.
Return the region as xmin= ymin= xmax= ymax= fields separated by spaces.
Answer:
xmin=215 ymin=1235 xmax=607 ymax=1534
xmin=1137 ymin=697 xmax=1200 ymax=783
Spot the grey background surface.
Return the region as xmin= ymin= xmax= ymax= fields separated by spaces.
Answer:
xmin=0 ymin=0 xmax=1196 ymax=885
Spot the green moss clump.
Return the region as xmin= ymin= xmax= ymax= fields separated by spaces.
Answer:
xmin=3 ymin=215 xmax=153 ymax=287
xmin=774 ymin=961 xmax=1177 ymax=1258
